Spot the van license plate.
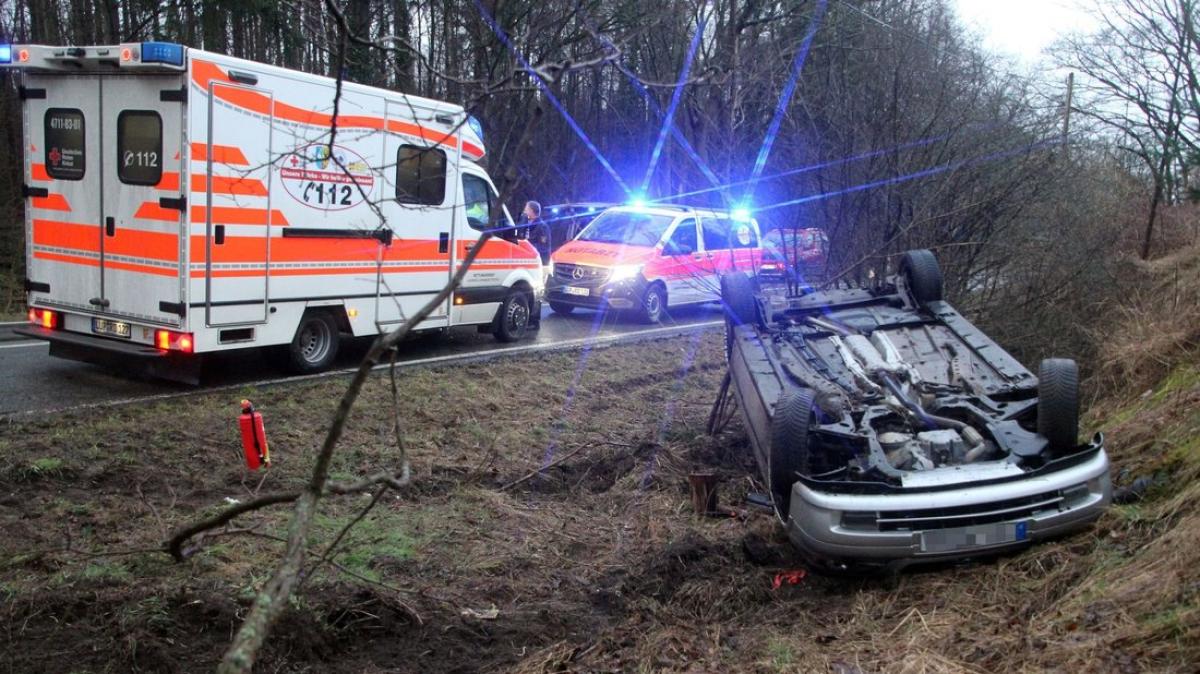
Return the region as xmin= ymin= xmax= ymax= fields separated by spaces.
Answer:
xmin=563 ymin=286 xmax=589 ymax=297
xmin=919 ymin=521 xmax=1028 ymax=553
xmin=92 ymin=318 xmax=132 ymax=339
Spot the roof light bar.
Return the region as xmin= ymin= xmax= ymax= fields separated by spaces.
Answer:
xmin=0 ymin=45 xmax=11 ymax=64
xmin=140 ymin=42 xmax=183 ymax=66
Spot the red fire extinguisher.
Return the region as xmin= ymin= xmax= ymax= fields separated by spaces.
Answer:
xmin=239 ymin=399 xmax=270 ymax=470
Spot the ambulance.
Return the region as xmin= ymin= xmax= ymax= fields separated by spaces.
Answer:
xmin=545 ymin=205 xmax=763 ymax=322
xmin=2 ymin=42 xmax=542 ymax=382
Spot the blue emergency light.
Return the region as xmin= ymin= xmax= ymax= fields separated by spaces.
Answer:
xmin=140 ymin=42 xmax=184 ymax=66
xmin=731 ymin=206 xmax=753 ymax=222
xmin=0 ymin=45 xmax=12 ymax=64
xmin=467 ymin=115 xmax=485 ymax=142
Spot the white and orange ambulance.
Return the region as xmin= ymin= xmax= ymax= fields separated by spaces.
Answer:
xmin=3 ymin=42 xmax=541 ymax=381
xmin=545 ymin=205 xmax=763 ymax=322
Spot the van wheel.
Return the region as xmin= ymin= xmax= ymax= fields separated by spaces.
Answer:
xmin=639 ymin=284 xmax=666 ymax=323
xmin=287 ymin=311 xmax=340 ymax=374
xmin=1038 ymin=358 xmax=1080 ymax=452
xmin=548 ymin=301 xmax=575 ymax=315
xmin=494 ymin=290 xmax=531 ymax=342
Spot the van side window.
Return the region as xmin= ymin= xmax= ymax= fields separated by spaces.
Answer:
xmin=665 ymin=219 xmax=697 ymax=255
xmin=395 ymin=144 xmax=446 ymax=205
xmin=701 ymin=218 xmax=728 ymax=250
xmin=44 ymin=109 xmax=86 ymax=180
xmin=729 ymin=218 xmax=759 ymax=248
xmin=117 ymin=111 xmax=163 ymax=185
xmin=462 ymin=174 xmax=492 ymax=232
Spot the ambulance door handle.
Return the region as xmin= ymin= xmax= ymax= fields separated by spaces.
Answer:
xmin=214 ymin=225 xmax=226 ymax=245
xmin=105 ymin=216 xmax=115 ymax=237
xmin=438 ymin=232 xmax=449 ymax=254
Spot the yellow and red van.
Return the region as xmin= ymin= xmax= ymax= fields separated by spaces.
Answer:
xmin=545 ymin=206 xmax=763 ymax=322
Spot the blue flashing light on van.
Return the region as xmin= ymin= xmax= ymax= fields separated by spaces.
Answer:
xmin=0 ymin=45 xmax=12 ymax=63
xmin=140 ymin=42 xmax=184 ymax=66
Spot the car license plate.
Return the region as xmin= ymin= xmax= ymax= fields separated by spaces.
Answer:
xmin=92 ymin=318 xmax=132 ymax=339
xmin=563 ymin=286 xmax=589 ymax=297
xmin=920 ymin=521 xmax=1028 ymax=553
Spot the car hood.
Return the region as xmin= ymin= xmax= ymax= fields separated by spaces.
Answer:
xmin=551 ymin=240 xmax=658 ymax=268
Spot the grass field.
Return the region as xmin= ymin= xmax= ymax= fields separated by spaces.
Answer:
xmin=0 ymin=327 xmax=1195 ymax=673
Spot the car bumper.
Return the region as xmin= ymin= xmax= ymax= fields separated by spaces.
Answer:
xmin=785 ymin=446 xmax=1112 ymax=564
xmin=544 ymin=275 xmax=647 ymax=310
xmin=16 ymin=325 xmax=201 ymax=384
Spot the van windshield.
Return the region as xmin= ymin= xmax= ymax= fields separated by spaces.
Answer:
xmin=576 ymin=211 xmax=674 ymax=247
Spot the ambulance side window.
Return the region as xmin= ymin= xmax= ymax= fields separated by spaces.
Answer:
xmin=665 ymin=219 xmax=697 ymax=255
xmin=395 ymin=144 xmax=447 ymax=205
xmin=117 ymin=111 xmax=163 ymax=186
xmin=462 ymin=174 xmax=492 ymax=232
xmin=44 ymin=109 xmax=86 ymax=181
xmin=719 ymin=217 xmax=758 ymax=249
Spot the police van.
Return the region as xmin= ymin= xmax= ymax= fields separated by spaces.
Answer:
xmin=3 ymin=42 xmax=542 ymax=381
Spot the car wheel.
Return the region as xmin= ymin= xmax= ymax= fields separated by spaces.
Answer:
xmin=901 ymin=249 xmax=943 ymax=305
xmin=721 ymin=272 xmax=759 ymax=326
xmin=494 ymin=289 xmax=531 ymax=342
xmin=287 ymin=311 xmax=340 ymax=374
xmin=1038 ymin=358 xmax=1080 ymax=452
xmin=768 ymin=388 xmax=819 ymax=519
xmin=548 ymin=301 xmax=575 ymax=315
xmin=639 ymin=284 xmax=666 ymax=323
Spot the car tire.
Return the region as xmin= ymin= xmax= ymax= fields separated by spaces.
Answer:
xmin=720 ymin=272 xmax=759 ymax=327
xmin=548 ymin=301 xmax=575 ymax=315
xmin=639 ymin=284 xmax=666 ymax=323
xmin=1038 ymin=358 xmax=1080 ymax=451
xmin=493 ymin=289 xmax=531 ymax=342
xmin=287 ymin=311 xmax=340 ymax=374
xmin=768 ymin=388 xmax=819 ymax=519
xmin=901 ymin=249 xmax=943 ymax=305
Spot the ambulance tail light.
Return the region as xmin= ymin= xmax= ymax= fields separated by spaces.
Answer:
xmin=0 ymin=45 xmax=11 ymax=64
xmin=28 ymin=308 xmax=59 ymax=330
xmin=155 ymin=329 xmax=194 ymax=353
xmin=140 ymin=42 xmax=184 ymax=66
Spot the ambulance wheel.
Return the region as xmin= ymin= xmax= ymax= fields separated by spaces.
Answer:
xmin=548 ymin=301 xmax=575 ymax=315
xmin=639 ymin=284 xmax=666 ymax=323
xmin=494 ymin=290 xmax=531 ymax=342
xmin=287 ymin=311 xmax=340 ymax=374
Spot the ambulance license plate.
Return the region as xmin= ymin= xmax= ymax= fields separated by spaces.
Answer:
xmin=563 ymin=286 xmax=590 ymax=297
xmin=919 ymin=521 xmax=1028 ymax=553
xmin=92 ymin=318 xmax=132 ymax=339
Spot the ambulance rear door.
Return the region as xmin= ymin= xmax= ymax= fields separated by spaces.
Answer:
xmin=24 ymin=74 xmax=103 ymax=314
xmin=98 ymin=74 xmax=187 ymax=325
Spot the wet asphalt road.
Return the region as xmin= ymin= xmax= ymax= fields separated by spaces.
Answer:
xmin=0 ymin=304 xmax=724 ymax=416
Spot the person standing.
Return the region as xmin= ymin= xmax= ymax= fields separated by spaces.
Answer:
xmin=522 ymin=200 xmax=550 ymax=264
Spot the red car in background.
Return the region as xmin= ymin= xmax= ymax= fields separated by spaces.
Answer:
xmin=759 ymin=227 xmax=829 ymax=282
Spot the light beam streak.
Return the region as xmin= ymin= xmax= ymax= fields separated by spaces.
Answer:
xmin=641 ymin=15 xmax=708 ymax=192
xmin=744 ymin=0 xmax=829 ymax=202
xmin=472 ymin=0 xmax=631 ymax=196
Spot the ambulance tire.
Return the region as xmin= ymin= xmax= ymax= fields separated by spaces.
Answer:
xmin=494 ymin=290 xmax=531 ymax=342
xmin=639 ymin=284 xmax=667 ymax=323
xmin=287 ymin=311 xmax=340 ymax=374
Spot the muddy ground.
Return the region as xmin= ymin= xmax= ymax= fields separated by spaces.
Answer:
xmin=0 ymin=330 xmax=1194 ymax=673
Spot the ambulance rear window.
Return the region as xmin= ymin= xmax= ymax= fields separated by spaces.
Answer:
xmin=396 ymin=145 xmax=446 ymax=205
xmin=117 ymin=111 xmax=163 ymax=186
xmin=44 ymin=109 xmax=86 ymax=181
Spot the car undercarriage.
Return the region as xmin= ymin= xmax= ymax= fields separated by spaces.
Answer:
xmin=720 ymin=250 xmax=1111 ymax=566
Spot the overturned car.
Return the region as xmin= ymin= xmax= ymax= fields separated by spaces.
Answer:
xmin=720 ymin=250 xmax=1111 ymax=568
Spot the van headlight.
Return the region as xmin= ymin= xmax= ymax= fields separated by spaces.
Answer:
xmin=609 ymin=264 xmax=643 ymax=282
